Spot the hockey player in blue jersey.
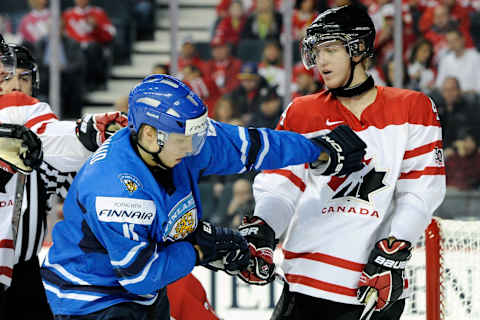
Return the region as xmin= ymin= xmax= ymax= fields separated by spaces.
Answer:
xmin=41 ymin=74 xmax=367 ymax=319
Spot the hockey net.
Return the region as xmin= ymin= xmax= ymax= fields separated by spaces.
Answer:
xmin=401 ymin=218 xmax=480 ymax=320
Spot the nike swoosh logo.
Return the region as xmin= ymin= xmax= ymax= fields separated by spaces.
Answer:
xmin=326 ymin=119 xmax=344 ymax=126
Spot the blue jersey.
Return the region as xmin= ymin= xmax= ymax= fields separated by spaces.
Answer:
xmin=41 ymin=121 xmax=322 ymax=315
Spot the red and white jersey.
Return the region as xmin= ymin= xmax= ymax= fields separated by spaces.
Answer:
xmin=63 ymin=6 xmax=115 ymax=44
xmin=253 ymin=86 xmax=446 ymax=305
xmin=0 ymin=92 xmax=91 ymax=286
xmin=0 ymin=92 xmax=90 ymax=172
xmin=18 ymin=9 xmax=51 ymax=44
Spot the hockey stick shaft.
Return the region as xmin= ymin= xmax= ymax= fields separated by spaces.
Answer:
xmin=359 ymin=289 xmax=378 ymax=320
xmin=11 ymin=173 xmax=26 ymax=246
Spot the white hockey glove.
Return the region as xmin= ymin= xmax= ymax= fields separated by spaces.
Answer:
xmin=357 ymin=238 xmax=411 ymax=312
xmin=0 ymin=123 xmax=43 ymax=174
xmin=237 ymin=216 xmax=277 ymax=285
xmin=310 ymin=125 xmax=366 ymax=176
xmin=76 ymin=112 xmax=128 ymax=152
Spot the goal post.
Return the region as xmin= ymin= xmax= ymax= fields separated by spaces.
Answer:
xmin=403 ymin=218 xmax=480 ymax=320
xmin=425 ymin=219 xmax=441 ymax=320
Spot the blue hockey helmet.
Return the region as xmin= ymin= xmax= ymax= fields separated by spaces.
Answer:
xmin=128 ymin=74 xmax=209 ymax=156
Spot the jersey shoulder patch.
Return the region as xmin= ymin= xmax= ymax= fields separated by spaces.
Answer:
xmin=163 ymin=192 xmax=198 ymax=242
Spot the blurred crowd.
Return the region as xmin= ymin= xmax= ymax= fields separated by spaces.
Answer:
xmin=0 ymin=0 xmax=154 ymax=118
xmin=2 ymin=0 xmax=480 ymax=223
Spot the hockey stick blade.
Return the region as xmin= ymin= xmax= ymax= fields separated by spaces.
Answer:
xmin=359 ymin=289 xmax=378 ymax=320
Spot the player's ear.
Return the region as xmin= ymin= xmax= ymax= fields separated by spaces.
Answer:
xmin=352 ymin=55 xmax=363 ymax=64
xmin=138 ymin=125 xmax=156 ymax=144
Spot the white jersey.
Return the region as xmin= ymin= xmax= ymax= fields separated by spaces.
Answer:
xmin=0 ymin=92 xmax=91 ymax=287
xmin=253 ymin=86 xmax=446 ymax=305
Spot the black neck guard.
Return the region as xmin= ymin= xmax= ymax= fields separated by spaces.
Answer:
xmin=329 ymin=75 xmax=374 ymax=98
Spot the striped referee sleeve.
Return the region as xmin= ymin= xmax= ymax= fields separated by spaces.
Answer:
xmin=14 ymin=171 xmax=49 ymax=262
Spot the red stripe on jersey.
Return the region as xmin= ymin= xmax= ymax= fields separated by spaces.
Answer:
xmin=399 ymin=166 xmax=445 ymax=179
xmin=286 ymin=273 xmax=357 ymax=297
xmin=403 ymin=140 xmax=443 ymax=159
xmin=283 ymin=249 xmax=365 ymax=272
xmin=0 ymin=266 xmax=13 ymax=278
xmin=36 ymin=122 xmax=49 ymax=134
xmin=263 ymin=169 xmax=305 ymax=192
xmin=24 ymin=113 xmax=58 ymax=129
xmin=0 ymin=239 xmax=14 ymax=249
xmin=0 ymin=91 xmax=38 ymax=109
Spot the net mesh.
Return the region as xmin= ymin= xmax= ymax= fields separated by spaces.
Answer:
xmin=402 ymin=218 xmax=480 ymax=320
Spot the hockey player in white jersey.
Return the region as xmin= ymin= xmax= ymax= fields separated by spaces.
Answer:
xmin=0 ymin=40 xmax=127 ymax=319
xmin=237 ymin=6 xmax=446 ymax=320
xmin=40 ymin=74 xmax=367 ymax=319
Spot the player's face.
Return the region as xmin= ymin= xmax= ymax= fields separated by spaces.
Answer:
xmin=0 ymin=68 xmax=33 ymax=96
xmin=314 ymin=40 xmax=351 ymax=89
xmin=0 ymin=50 xmax=15 ymax=92
xmin=159 ymin=133 xmax=194 ymax=168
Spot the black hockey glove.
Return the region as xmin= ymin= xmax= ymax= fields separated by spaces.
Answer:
xmin=0 ymin=123 xmax=43 ymax=174
xmin=187 ymin=220 xmax=250 ymax=273
xmin=237 ymin=216 xmax=277 ymax=285
xmin=76 ymin=112 xmax=128 ymax=152
xmin=357 ymin=238 xmax=412 ymax=311
xmin=309 ymin=124 xmax=367 ymax=176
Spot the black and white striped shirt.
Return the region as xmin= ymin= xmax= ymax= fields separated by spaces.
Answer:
xmin=2 ymin=164 xmax=75 ymax=264
xmin=0 ymin=92 xmax=90 ymax=287
xmin=15 ymin=171 xmax=47 ymax=262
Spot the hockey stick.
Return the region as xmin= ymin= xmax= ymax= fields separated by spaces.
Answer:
xmin=11 ymin=172 xmax=26 ymax=246
xmin=359 ymin=289 xmax=378 ymax=320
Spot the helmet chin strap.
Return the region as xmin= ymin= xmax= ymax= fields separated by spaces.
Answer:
xmin=328 ymin=58 xmax=374 ymax=98
xmin=133 ymin=133 xmax=168 ymax=169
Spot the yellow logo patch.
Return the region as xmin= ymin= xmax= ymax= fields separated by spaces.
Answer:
xmin=119 ymin=174 xmax=142 ymax=194
xmin=172 ymin=210 xmax=196 ymax=240
xmin=163 ymin=192 xmax=198 ymax=242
